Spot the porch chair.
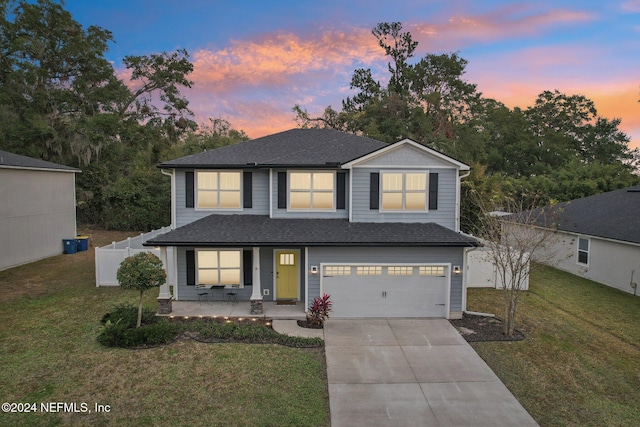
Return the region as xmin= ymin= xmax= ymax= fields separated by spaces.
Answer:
xmin=196 ymin=284 xmax=210 ymax=304
xmin=225 ymin=284 xmax=240 ymax=305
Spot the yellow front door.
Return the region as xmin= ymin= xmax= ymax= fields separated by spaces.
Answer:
xmin=276 ymin=250 xmax=298 ymax=299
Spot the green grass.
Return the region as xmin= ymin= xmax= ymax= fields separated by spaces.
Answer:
xmin=0 ymin=230 xmax=329 ymax=426
xmin=466 ymin=264 xmax=640 ymax=427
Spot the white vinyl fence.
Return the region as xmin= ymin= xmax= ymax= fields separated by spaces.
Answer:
xmin=95 ymin=226 xmax=175 ymax=287
xmin=466 ymin=246 xmax=530 ymax=290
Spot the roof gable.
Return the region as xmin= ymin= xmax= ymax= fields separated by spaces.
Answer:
xmin=159 ymin=128 xmax=388 ymax=168
xmin=342 ymin=139 xmax=470 ymax=170
xmin=0 ymin=151 xmax=80 ymax=172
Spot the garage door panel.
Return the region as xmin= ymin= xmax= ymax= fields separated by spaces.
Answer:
xmin=323 ymin=264 xmax=448 ymax=318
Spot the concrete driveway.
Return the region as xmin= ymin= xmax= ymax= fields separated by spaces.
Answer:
xmin=324 ymin=319 xmax=538 ymax=426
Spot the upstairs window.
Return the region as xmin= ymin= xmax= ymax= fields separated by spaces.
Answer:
xmin=577 ymin=238 xmax=590 ymax=265
xmin=381 ymin=172 xmax=427 ymax=211
xmin=197 ymin=171 xmax=241 ymax=209
xmin=289 ymin=171 xmax=334 ymax=210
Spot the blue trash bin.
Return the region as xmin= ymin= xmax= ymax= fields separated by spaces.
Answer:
xmin=76 ymin=236 xmax=89 ymax=251
xmin=63 ymin=239 xmax=77 ymax=254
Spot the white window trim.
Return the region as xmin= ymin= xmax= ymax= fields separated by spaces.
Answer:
xmin=577 ymin=237 xmax=590 ymax=267
xmin=195 ymin=170 xmax=243 ymax=211
xmin=196 ymin=248 xmax=243 ymax=288
xmin=379 ymin=170 xmax=429 ymax=212
xmin=287 ymin=170 xmax=337 ymax=212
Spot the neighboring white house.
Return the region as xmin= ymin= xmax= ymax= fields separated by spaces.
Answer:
xmin=0 ymin=150 xmax=80 ymax=271
xmin=509 ymin=186 xmax=640 ymax=295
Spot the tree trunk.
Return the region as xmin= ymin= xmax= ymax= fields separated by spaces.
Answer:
xmin=136 ymin=291 xmax=144 ymax=328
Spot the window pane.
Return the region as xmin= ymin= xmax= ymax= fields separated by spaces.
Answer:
xmin=313 ymin=192 xmax=333 ymax=209
xmin=198 ymin=251 xmax=218 ymax=268
xmin=578 ymin=238 xmax=589 ymax=251
xmin=199 ymin=269 xmax=218 ymax=285
xmin=382 ymin=193 xmax=403 ymax=210
xmin=382 ymin=173 xmax=403 ymax=191
xmin=219 ymin=172 xmax=240 ymax=190
xmin=219 ymin=251 xmax=240 ymax=268
xmin=279 ymin=253 xmax=295 ymax=265
xmin=290 ymin=192 xmax=311 ymax=209
xmin=406 ymin=173 xmax=426 ymax=190
xmin=290 ymin=173 xmax=311 ymax=190
xmin=198 ymin=172 xmax=218 ymax=190
xmin=578 ymin=251 xmax=588 ymax=264
xmin=220 ymin=269 xmax=240 ymax=285
xmin=198 ymin=192 xmax=217 ymax=208
xmin=357 ymin=266 xmax=382 ymax=275
xmin=313 ymin=173 xmax=334 ymax=190
xmin=405 ymin=193 xmax=426 ymax=210
xmin=388 ymin=266 xmax=413 ymax=275
xmin=219 ymin=191 xmax=240 ymax=208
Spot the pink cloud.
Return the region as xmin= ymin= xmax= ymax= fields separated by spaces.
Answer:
xmin=622 ymin=1 xmax=640 ymax=13
xmin=410 ymin=6 xmax=594 ymax=51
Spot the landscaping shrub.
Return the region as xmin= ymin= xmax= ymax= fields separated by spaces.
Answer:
xmin=98 ymin=305 xmax=181 ymax=348
xmin=100 ymin=304 xmax=156 ymax=328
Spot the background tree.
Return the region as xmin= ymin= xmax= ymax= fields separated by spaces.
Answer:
xmin=294 ymin=22 xmax=639 ymax=233
xmin=116 ymin=252 xmax=166 ymax=328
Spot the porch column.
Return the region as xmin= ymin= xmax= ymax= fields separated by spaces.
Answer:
xmin=157 ymin=246 xmax=172 ymax=314
xmin=250 ymin=247 xmax=263 ymax=314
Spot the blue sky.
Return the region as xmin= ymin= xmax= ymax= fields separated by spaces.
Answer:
xmin=64 ymin=0 xmax=640 ymax=148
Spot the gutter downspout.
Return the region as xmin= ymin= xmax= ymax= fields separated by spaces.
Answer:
xmin=161 ymin=169 xmax=175 ymax=230
xmin=456 ymin=170 xmax=471 ymax=232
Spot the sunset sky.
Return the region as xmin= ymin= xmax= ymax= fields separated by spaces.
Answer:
xmin=65 ymin=0 xmax=640 ymax=149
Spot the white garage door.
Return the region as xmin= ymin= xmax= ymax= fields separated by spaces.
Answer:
xmin=322 ymin=264 xmax=449 ymax=318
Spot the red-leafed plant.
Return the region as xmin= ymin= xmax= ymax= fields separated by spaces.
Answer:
xmin=307 ymin=294 xmax=332 ymax=328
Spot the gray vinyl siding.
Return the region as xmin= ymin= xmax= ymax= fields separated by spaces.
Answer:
xmin=175 ymin=169 xmax=269 ymax=228
xmin=271 ymin=169 xmax=349 ymax=219
xmin=0 ymin=168 xmax=77 ymax=271
xmin=307 ymin=246 xmax=465 ymax=314
xmin=361 ymin=144 xmax=456 ymax=168
xmin=350 ymin=167 xmax=457 ymax=228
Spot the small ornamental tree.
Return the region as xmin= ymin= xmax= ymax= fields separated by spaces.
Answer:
xmin=116 ymin=252 xmax=167 ymax=328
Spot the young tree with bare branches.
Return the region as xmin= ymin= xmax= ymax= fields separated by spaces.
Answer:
xmin=472 ymin=195 xmax=563 ymax=336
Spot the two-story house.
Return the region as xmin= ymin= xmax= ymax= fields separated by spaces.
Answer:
xmin=146 ymin=128 xmax=478 ymax=319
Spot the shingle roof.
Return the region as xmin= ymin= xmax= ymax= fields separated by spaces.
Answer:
xmin=516 ymin=186 xmax=640 ymax=245
xmin=145 ymin=215 xmax=479 ymax=247
xmin=0 ymin=150 xmax=80 ymax=172
xmin=158 ymin=128 xmax=388 ymax=168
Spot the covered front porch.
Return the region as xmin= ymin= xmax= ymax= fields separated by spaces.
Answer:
xmin=160 ymin=300 xmax=307 ymax=320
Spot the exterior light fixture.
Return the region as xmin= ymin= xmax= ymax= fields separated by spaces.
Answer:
xmin=453 ymin=266 xmax=462 ymax=274
xmin=310 ymin=266 xmax=319 ymax=274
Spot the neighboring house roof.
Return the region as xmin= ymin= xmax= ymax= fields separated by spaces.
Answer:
xmin=0 ymin=150 xmax=80 ymax=172
xmin=158 ymin=128 xmax=388 ymax=168
xmin=514 ymin=186 xmax=640 ymax=245
xmin=145 ymin=215 xmax=480 ymax=247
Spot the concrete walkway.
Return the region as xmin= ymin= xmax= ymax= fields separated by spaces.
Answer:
xmin=324 ymin=319 xmax=538 ymax=426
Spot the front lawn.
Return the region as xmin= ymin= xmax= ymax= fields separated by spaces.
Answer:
xmin=0 ymin=229 xmax=329 ymax=427
xmin=467 ymin=265 xmax=640 ymax=427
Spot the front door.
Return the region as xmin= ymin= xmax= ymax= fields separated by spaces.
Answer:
xmin=276 ymin=250 xmax=299 ymax=300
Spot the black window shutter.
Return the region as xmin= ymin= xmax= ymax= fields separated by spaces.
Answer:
xmin=243 ymin=250 xmax=253 ymax=285
xmin=185 ymin=171 xmax=194 ymax=208
xmin=277 ymin=172 xmax=287 ymax=209
xmin=370 ymin=172 xmax=379 ymax=210
xmin=336 ymin=172 xmax=346 ymax=210
xmin=243 ymin=172 xmax=252 ymax=209
xmin=429 ymin=172 xmax=438 ymax=210
xmin=186 ymin=250 xmax=195 ymax=286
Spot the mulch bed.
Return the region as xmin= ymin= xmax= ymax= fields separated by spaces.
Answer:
xmin=449 ymin=313 xmax=525 ymax=342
